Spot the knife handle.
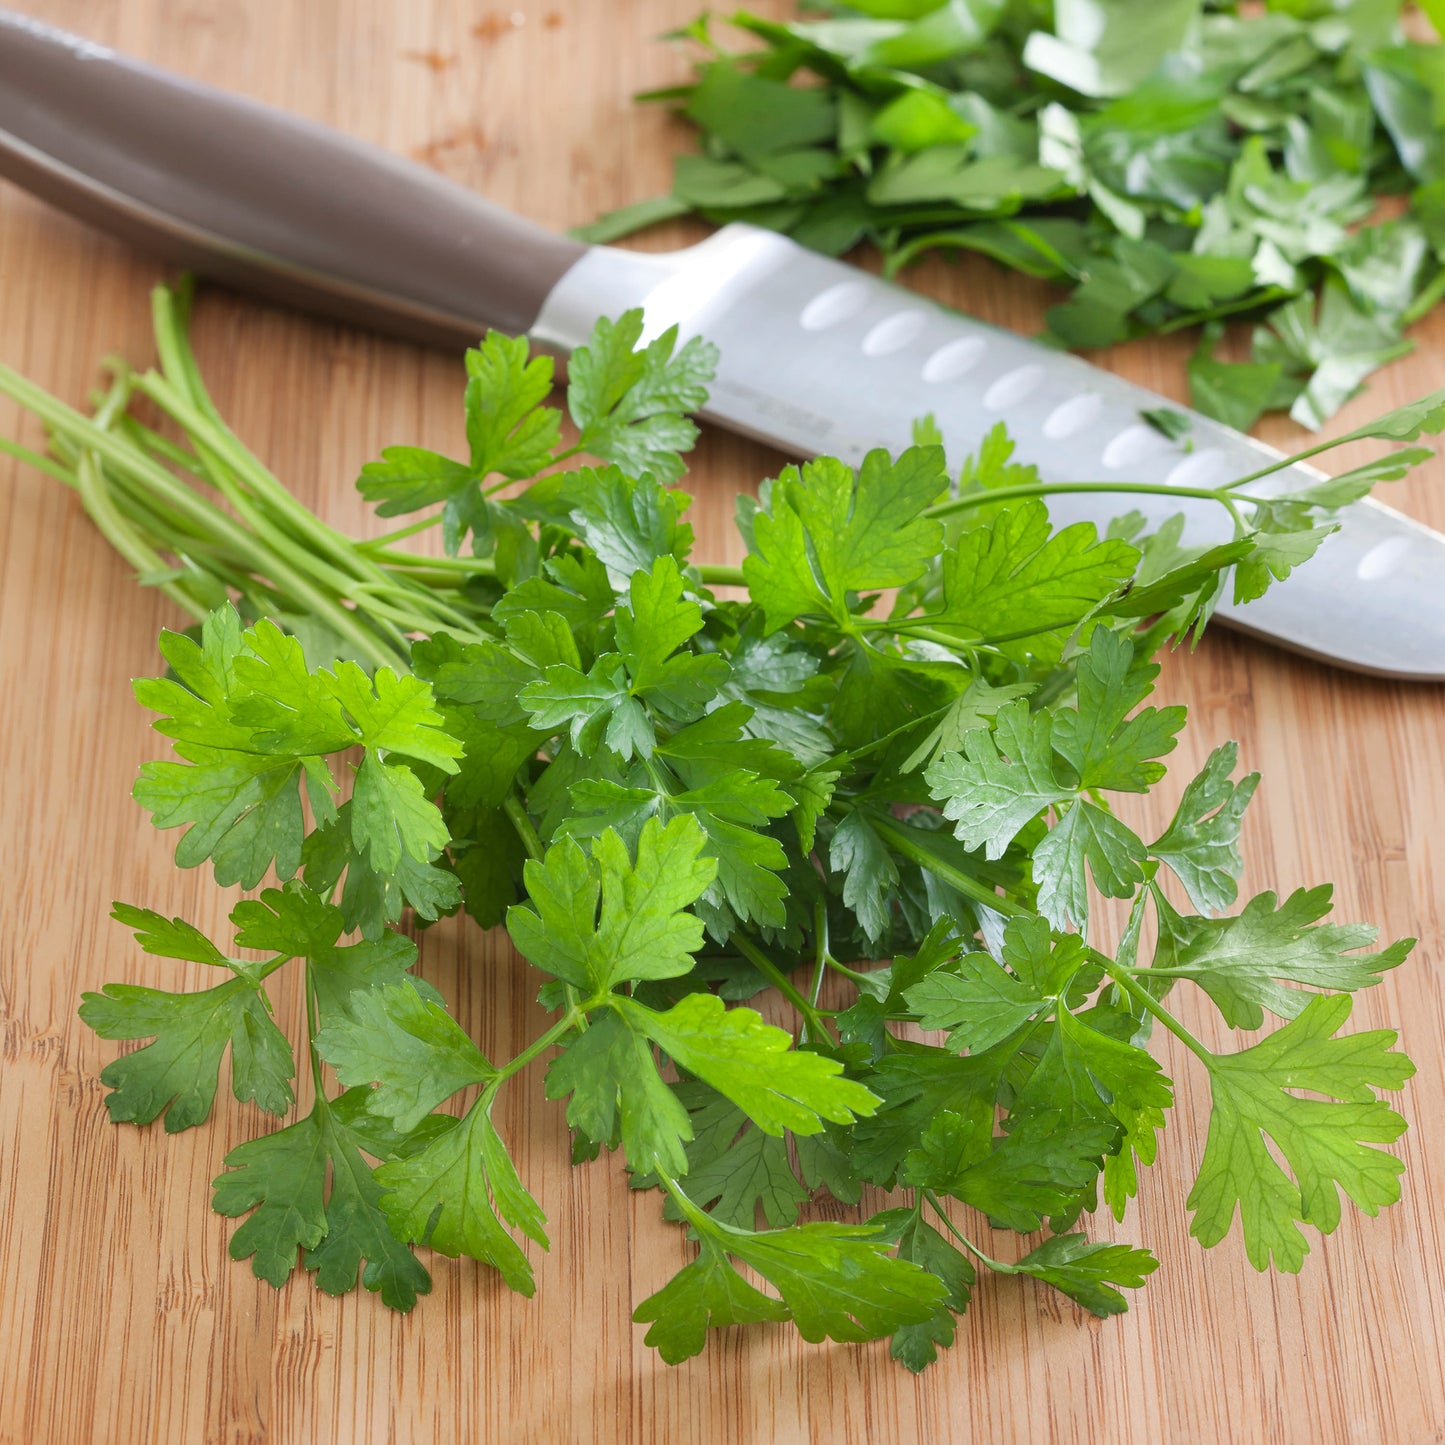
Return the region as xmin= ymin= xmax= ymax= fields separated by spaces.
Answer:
xmin=0 ymin=9 xmax=587 ymax=348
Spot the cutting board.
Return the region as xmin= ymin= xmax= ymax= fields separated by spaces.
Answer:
xmin=2 ymin=3 xmax=1443 ymax=1441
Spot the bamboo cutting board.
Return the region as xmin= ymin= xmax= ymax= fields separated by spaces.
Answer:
xmin=2 ymin=4 xmax=1443 ymax=1442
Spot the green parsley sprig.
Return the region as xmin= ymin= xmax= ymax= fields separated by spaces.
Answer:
xmin=583 ymin=0 xmax=1445 ymax=430
xmin=0 ymin=283 xmax=1433 ymax=1368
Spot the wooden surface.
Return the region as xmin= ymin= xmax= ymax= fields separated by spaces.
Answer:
xmin=2 ymin=4 xmax=1444 ymax=1442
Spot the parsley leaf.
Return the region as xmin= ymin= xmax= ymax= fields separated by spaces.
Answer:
xmin=658 ymin=1089 xmax=812 ymax=1229
xmin=1002 ymin=1233 xmax=1158 ymax=1317
xmin=506 ymin=816 xmax=716 ymax=993
xmin=314 ymin=983 xmax=496 ymax=1132
xmin=1150 ymin=742 xmax=1259 ymax=914
xmin=635 ymin=1202 xmax=949 ymax=1362
xmin=213 ymin=1087 xmax=433 ymax=1311
xmin=619 ymin=991 xmax=880 ymax=1135
xmin=80 ymin=976 xmax=294 ymax=1131
xmin=873 ymin=1207 xmax=976 ymax=1373
xmin=546 ymin=1007 xmax=695 ymax=1175
xmin=932 ymin=503 xmax=1139 ymax=648
xmin=134 ymin=610 xmax=460 ymax=890
xmin=1150 ymin=886 xmax=1414 ymax=1029
xmin=373 ymin=1099 xmax=548 ymax=1294
xmin=927 ymin=700 xmax=1073 ymax=859
xmin=904 ymin=1109 xmax=1115 ymax=1232
xmin=359 ymin=331 xmax=560 ymax=555
xmin=927 ymin=629 xmax=1184 ymax=928
xmin=632 ymin=1242 xmax=791 ymax=1365
xmin=566 ymin=311 xmax=717 ymax=484
xmin=1188 ymin=995 xmax=1414 ymax=1271
xmin=744 ymin=447 xmax=947 ymax=632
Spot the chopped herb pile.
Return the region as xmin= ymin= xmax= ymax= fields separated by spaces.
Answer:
xmin=581 ymin=0 xmax=1445 ymax=431
xmin=0 ymin=283 xmax=1432 ymax=1367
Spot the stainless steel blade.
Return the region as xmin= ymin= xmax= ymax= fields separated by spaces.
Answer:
xmin=534 ymin=225 xmax=1445 ymax=680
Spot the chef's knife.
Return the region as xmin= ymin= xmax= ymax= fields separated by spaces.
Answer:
xmin=1 ymin=8 xmax=1441 ymax=679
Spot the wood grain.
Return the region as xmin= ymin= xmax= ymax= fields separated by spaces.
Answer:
xmin=2 ymin=4 xmax=1443 ymax=1442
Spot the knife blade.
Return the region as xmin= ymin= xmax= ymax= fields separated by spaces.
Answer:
xmin=1 ymin=8 xmax=1441 ymax=678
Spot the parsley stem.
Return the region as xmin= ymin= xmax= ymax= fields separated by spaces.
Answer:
xmin=809 ymin=903 xmax=830 ymax=1011
xmin=859 ymin=619 xmax=1003 ymax=654
xmin=69 ymin=378 xmax=206 ymax=620
xmin=697 ymin=564 xmax=746 ymax=587
xmin=148 ymin=287 xmax=374 ymax=574
xmin=366 ymin=550 xmax=494 ymax=572
xmin=809 ymin=906 xmax=875 ymax=988
xmin=3 ymin=363 xmax=407 ymax=668
xmin=0 ymin=435 xmax=76 ymax=486
xmin=354 ymin=549 xmax=747 ymax=593
xmin=304 ymin=965 xmax=326 ymax=1099
xmin=503 ymin=793 xmax=545 ymax=862
xmin=827 ymin=958 xmax=876 ymax=986
xmin=1097 ymin=958 xmax=1213 ymax=1064
xmin=145 ymin=291 xmax=455 ymax=647
xmin=74 ymin=448 xmax=206 ymax=620
xmin=922 ymin=1190 xmax=1004 ymax=1269
xmin=730 ymin=933 xmax=836 ymax=1042
xmin=115 ymin=413 xmax=213 ymax=480
xmin=490 ymin=1006 xmax=584 ymax=1090
xmin=654 ymin=1168 xmax=716 ymax=1236
xmin=133 ymin=376 xmax=396 ymax=609
xmin=1220 ymin=442 xmax=1343 ymax=491
xmin=1152 ymin=285 xmax=1292 ymax=335
xmin=358 ymin=515 xmax=444 ymax=550
xmin=1403 ymin=264 xmax=1445 ymax=326
xmin=924 ymin=479 xmax=1239 ymax=521
xmin=868 ymin=815 xmax=1029 ymax=919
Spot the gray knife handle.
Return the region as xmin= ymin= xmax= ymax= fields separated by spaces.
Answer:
xmin=0 ymin=10 xmax=586 ymax=348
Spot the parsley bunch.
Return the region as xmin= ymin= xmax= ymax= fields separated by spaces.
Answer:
xmin=1 ymin=283 xmax=1433 ymax=1368
xmin=584 ymin=0 xmax=1445 ymax=430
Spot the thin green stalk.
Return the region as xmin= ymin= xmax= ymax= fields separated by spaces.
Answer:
xmin=304 ymin=965 xmax=327 ymax=1098
xmin=868 ymin=814 xmax=1029 ymax=918
xmin=49 ymin=428 xmax=231 ymax=548
xmin=487 ymin=1006 xmax=585 ymax=1092
xmin=0 ymin=435 xmax=76 ymax=485
xmin=175 ymin=444 xmax=378 ymax=599
xmin=503 ymin=793 xmax=545 ymax=862
xmin=141 ymin=310 xmax=431 ymax=626
xmin=148 ymin=291 xmax=370 ymax=564
xmin=1404 ymin=265 xmax=1445 ymax=326
xmin=860 ymin=619 xmax=1003 ymax=654
xmin=76 ymin=452 xmax=209 ymax=620
xmin=119 ymin=378 xmax=387 ymax=612
xmin=698 ymin=563 xmax=746 ymax=587
xmin=808 ymin=901 xmax=831 ymax=1027
xmin=112 ymin=405 xmax=216 ymax=482
xmin=923 ymin=1190 xmax=1006 ymax=1269
xmin=825 ymin=956 xmax=876 ymax=986
xmin=339 ymin=578 xmax=486 ymax=641
xmin=359 ymin=515 xmax=446 ymax=551
xmin=731 ymin=933 xmax=836 ymax=1042
xmin=367 ymin=548 xmax=493 ymax=574
xmin=366 ymin=564 xmax=471 ymax=593
xmin=71 ymin=379 xmax=210 ymax=619
xmin=1152 ymin=285 xmax=1291 ymax=336
xmin=0 ymin=362 xmax=401 ymax=663
xmin=1221 ymin=436 xmax=1359 ymax=491
xmin=655 ymin=1167 xmax=713 ymax=1233
xmin=807 ymin=908 xmax=875 ymax=990
xmin=1097 ymin=957 xmax=1213 ymax=1064
xmin=924 ymin=478 xmax=1240 ymax=523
